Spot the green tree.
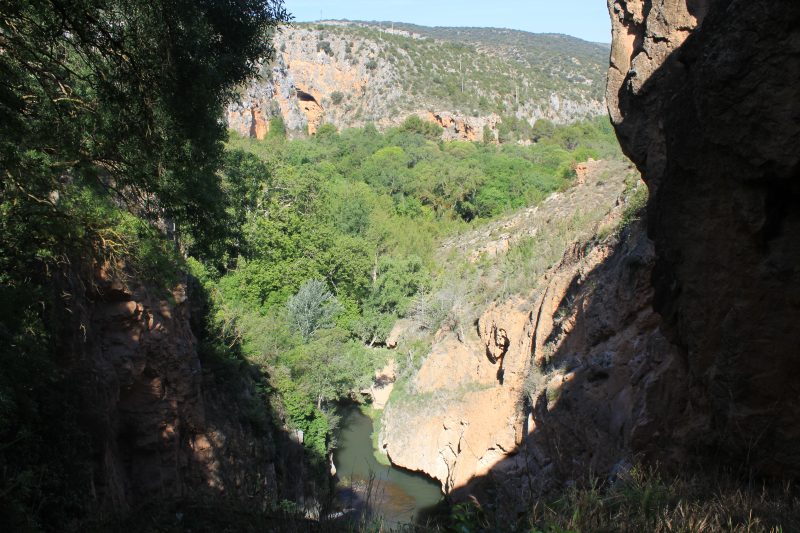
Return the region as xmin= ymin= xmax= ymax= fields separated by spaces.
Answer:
xmin=359 ymin=146 xmax=412 ymax=194
xmin=398 ymin=115 xmax=443 ymax=141
xmin=287 ymin=280 xmax=342 ymax=340
xmin=268 ymin=115 xmax=288 ymax=139
xmin=0 ymin=1 xmax=289 ymax=526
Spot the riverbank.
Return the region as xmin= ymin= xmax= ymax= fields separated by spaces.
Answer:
xmin=333 ymin=405 xmax=444 ymax=526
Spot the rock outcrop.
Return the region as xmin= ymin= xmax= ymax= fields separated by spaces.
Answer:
xmin=62 ymin=264 xmax=309 ymax=515
xmin=425 ymin=111 xmax=501 ymax=143
xmin=227 ymin=23 xmax=608 ymax=140
xmin=608 ymin=0 xmax=800 ymax=475
xmin=380 ymin=160 xmax=651 ymax=494
xmin=381 ymin=1 xmax=800 ymax=505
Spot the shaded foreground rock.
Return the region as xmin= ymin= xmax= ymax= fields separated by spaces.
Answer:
xmin=608 ymin=0 xmax=800 ymax=475
xmin=60 ymin=264 xmax=311 ymax=517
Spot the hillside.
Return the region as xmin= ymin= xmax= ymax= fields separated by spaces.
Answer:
xmin=228 ymin=21 xmax=609 ymax=140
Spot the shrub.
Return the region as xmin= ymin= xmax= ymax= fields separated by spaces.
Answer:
xmin=286 ymin=280 xmax=342 ymax=340
xmin=620 ymin=181 xmax=649 ymax=230
xmin=268 ymin=115 xmax=286 ymax=139
xmin=330 ymin=91 xmax=344 ymax=105
xmin=398 ymin=115 xmax=443 ymax=140
xmin=316 ymin=40 xmax=333 ymax=56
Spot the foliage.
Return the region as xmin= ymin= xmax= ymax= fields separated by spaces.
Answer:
xmin=287 ymin=280 xmax=342 ymax=340
xmin=269 ymin=115 xmax=288 ymax=139
xmin=446 ymin=466 xmax=800 ymax=533
xmin=210 ymin=122 xmax=619 ymax=454
xmin=116 ymin=476 xmax=797 ymax=533
xmin=398 ymin=115 xmax=444 ymax=141
xmin=317 ymin=40 xmax=333 ymax=56
xmin=620 ymin=180 xmax=649 ymax=230
xmin=0 ymin=0 xmax=289 ymax=528
xmin=0 ymin=9 xmax=624 ymax=519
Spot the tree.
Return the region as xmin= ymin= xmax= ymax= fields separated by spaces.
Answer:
xmin=268 ymin=115 xmax=288 ymax=139
xmin=0 ymin=0 xmax=290 ymax=526
xmin=287 ymin=280 xmax=342 ymax=340
xmin=1 ymin=0 xmax=289 ymax=263
xmin=359 ymin=146 xmax=411 ymax=194
xmin=398 ymin=115 xmax=443 ymax=141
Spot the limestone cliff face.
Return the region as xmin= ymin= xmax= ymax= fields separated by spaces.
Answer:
xmin=379 ymin=161 xmax=679 ymax=496
xmin=228 ymin=23 xmax=608 ymax=140
xmin=377 ymin=2 xmax=800 ymax=508
xmin=380 ymin=174 xmax=695 ymax=509
xmin=63 ymin=265 xmax=307 ymax=515
xmin=608 ymin=0 xmax=800 ymax=475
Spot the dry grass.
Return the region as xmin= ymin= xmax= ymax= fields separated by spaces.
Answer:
xmin=525 ymin=467 xmax=799 ymax=533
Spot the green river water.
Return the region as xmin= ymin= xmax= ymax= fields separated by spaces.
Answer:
xmin=333 ymin=405 xmax=444 ymax=525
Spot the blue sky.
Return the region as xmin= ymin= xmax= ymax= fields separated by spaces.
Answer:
xmin=283 ymin=0 xmax=612 ymax=43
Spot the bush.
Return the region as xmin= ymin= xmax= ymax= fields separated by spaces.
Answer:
xmin=316 ymin=40 xmax=333 ymax=56
xmin=398 ymin=115 xmax=443 ymax=140
xmin=268 ymin=115 xmax=287 ymax=139
xmin=620 ymin=181 xmax=649 ymax=230
xmin=330 ymin=91 xmax=344 ymax=105
xmin=286 ymin=280 xmax=342 ymax=340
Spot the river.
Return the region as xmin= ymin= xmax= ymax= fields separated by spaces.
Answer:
xmin=333 ymin=405 xmax=444 ymax=526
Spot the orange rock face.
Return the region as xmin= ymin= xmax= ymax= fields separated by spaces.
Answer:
xmin=425 ymin=111 xmax=501 ymax=142
xmin=250 ymin=106 xmax=269 ymax=140
xmin=380 ymin=161 xmax=674 ymax=498
xmin=296 ymin=87 xmax=325 ymax=135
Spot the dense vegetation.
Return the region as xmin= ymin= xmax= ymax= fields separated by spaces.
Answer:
xmin=0 ymin=0 xmax=289 ymax=528
xmin=196 ymin=115 xmax=622 ymax=459
xmin=0 ymin=0 xmax=621 ymax=524
xmin=1 ymin=2 xmax=796 ymax=530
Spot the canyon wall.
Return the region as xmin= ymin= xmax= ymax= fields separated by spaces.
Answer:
xmin=228 ymin=24 xmax=607 ymax=140
xmin=380 ymin=0 xmax=799 ymax=507
xmin=608 ymin=0 xmax=800 ymax=475
xmin=59 ymin=264 xmax=309 ymax=516
xmin=379 ymin=161 xmax=686 ymax=499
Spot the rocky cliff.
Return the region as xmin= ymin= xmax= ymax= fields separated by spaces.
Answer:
xmin=60 ymin=263 xmax=310 ymax=517
xmin=228 ymin=22 xmax=608 ymax=140
xmin=608 ymin=0 xmax=800 ymax=475
xmin=379 ymin=160 xmax=670 ymax=496
xmin=379 ymin=0 xmax=799 ymax=508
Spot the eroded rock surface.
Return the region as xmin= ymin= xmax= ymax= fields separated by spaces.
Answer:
xmin=380 ymin=161 xmax=652 ymax=494
xmin=227 ymin=24 xmax=607 ymax=139
xmin=64 ymin=265 xmax=307 ymax=515
xmin=608 ymin=0 xmax=800 ymax=475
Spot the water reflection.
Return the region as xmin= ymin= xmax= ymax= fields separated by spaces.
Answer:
xmin=333 ymin=405 xmax=444 ymax=525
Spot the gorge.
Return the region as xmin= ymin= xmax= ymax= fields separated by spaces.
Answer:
xmin=1 ymin=0 xmax=798 ymax=531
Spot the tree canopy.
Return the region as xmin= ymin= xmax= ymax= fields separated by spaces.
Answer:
xmin=0 ymin=0 xmax=289 ymax=528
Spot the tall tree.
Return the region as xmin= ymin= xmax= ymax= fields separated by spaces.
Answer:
xmin=0 ymin=0 xmax=289 ymax=527
xmin=0 ymin=0 xmax=289 ymax=261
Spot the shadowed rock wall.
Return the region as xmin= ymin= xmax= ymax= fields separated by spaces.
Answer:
xmin=607 ymin=0 xmax=800 ymax=475
xmin=60 ymin=265 xmax=309 ymax=516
